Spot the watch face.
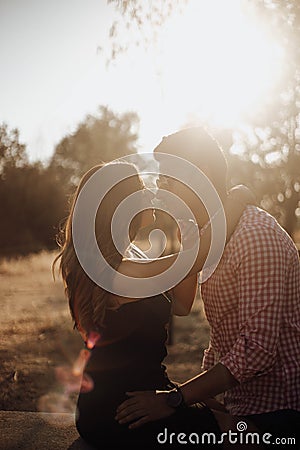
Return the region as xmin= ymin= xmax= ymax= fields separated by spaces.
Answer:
xmin=167 ymin=390 xmax=183 ymax=408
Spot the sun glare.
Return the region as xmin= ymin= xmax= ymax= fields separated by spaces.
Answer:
xmin=157 ymin=0 xmax=285 ymax=129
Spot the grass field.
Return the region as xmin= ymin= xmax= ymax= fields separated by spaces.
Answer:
xmin=0 ymin=250 xmax=210 ymax=413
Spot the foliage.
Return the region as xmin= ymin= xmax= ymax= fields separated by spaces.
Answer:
xmin=1 ymin=1 xmax=300 ymax=257
xmin=0 ymin=123 xmax=28 ymax=174
xmin=104 ymin=0 xmax=188 ymax=63
xmin=0 ymin=107 xmax=140 ymax=256
xmin=106 ymin=0 xmax=300 ymax=238
xmin=225 ymin=0 xmax=300 ymax=236
xmin=49 ymin=105 xmax=139 ymax=192
xmin=0 ymin=124 xmax=67 ymax=255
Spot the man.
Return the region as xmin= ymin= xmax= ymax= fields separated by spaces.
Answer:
xmin=116 ymin=127 xmax=300 ymax=447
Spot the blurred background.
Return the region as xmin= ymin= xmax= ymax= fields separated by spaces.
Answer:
xmin=0 ymin=0 xmax=299 ymax=414
xmin=0 ymin=0 xmax=300 ymax=256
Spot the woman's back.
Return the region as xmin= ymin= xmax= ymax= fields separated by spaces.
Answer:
xmin=76 ymin=292 xmax=175 ymax=448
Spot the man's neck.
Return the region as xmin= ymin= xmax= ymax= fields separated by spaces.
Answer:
xmin=194 ymin=192 xmax=227 ymax=229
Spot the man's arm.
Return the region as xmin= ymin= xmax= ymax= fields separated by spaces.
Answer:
xmin=218 ymin=226 xmax=286 ymax=383
xmin=179 ymin=363 xmax=238 ymax=405
xmin=115 ymin=363 xmax=237 ymax=429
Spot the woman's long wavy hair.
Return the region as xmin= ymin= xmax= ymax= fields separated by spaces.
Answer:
xmin=52 ymin=161 xmax=144 ymax=339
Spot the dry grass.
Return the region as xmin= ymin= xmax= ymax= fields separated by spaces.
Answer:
xmin=0 ymin=250 xmax=54 ymax=276
xmin=0 ymin=251 xmax=210 ymax=412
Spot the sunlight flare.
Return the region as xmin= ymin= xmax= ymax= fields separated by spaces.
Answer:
xmin=157 ymin=0 xmax=285 ymax=128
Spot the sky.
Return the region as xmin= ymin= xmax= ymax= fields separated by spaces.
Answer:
xmin=0 ymin=0 xmax=171 ymax=163
xmin=0 ymin=0 xmax=285 ymax=163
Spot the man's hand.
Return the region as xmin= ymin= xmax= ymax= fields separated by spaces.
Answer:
xmin=115 ymin=390 xmax=175 ymax=429
xmin=227 ymin=184 xmax=257 ymax=207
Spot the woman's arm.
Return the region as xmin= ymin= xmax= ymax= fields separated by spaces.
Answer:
xmin=169 ymin=273 xmax=198 ymax=316
xmin=118 ymin=185 xmax=256 ymax=280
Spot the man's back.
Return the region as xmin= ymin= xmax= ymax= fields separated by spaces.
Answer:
xmin=201 ymin=205 xmax=300 ymax=415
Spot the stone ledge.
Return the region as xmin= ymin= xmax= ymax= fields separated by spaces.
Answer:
xmin=0 ymin=411 xmax=94 ymax=450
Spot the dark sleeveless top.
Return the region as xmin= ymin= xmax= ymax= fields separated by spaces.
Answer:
xmin=76 ymin=294 xmax=175 ymax=446
xmin=76 ymin=246 xmax=221 ymax=449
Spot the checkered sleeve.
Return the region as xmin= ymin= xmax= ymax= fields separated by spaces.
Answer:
xmin=201 ymin=342 xmax=215 ymax=372
xmin=219 ymin=226 xmax=287 ymax=383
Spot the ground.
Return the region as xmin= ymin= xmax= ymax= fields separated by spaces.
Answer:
xmin=0 ymin=250 xmax=210 ymax=413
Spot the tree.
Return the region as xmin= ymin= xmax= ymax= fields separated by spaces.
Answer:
xmin=106 ymin=0 xmax=300 ymax=239
xmin=49 ymin=105 xmax=140 ymax=192
xmin=0 ymin=106 xmax=141 ymax=256
xmin=223 ymin=0 xmax=300 ymax=237
xmin=103 ymin=0 xmax=186 ymax=64
xmin=225 ymin=122 xmax=300 ymax=238
xmin=0 ymin=123 xmax=28 ymax=175
xmin=0 ymin=124 xmax=67 ymax=256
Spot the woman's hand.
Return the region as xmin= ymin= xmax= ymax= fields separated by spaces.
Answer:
xmin=227 ymin=184 xmax=257 ymax=208
xmin=115 ymin=390 xmax=174 ymax=429
xmin=223 ymin=184 xmax=256 ymax=243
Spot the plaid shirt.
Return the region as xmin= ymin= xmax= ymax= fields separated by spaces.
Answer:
xmin=200 ymin=205 xmax=300 ymax=416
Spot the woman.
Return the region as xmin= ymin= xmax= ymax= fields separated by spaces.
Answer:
xmin=53 ymin=160 xmax=253 ymax=449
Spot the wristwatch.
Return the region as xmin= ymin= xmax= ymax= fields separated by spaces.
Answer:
xmin=166 ymin=387 xmax=185 ymax=409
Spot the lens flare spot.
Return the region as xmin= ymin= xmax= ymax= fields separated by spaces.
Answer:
xmin=86 ymin=331 xmax=101 ymax=349
xmin=72 ymin=349 xmax=91 ymax=376
xmin=37 ymin=392 xmax=76 ymax=422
